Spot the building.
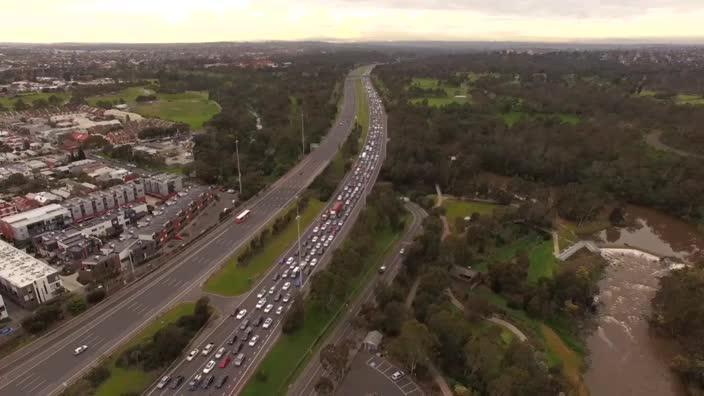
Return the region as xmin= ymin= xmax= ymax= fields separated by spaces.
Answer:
xmin=0 ymin=240 xmax=63 ymax=308
xmin=0 ymin=294 xmax=7 ymax=320
xmin=62 ymin=180 xmax=145 ymax=223
xmin=363 ymin=330 xmax=383 ymax=352
xmin=0 ymin=200 xmax=17 ymax=218
xmin=0 ymin=204 xmax=72 ymax=243
xmin=144 ymin=174 xmax=183 ymax=199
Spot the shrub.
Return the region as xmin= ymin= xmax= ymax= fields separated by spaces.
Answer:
xmin=86 ymin=288 xmax=106 ymax=304
xmin=67 ymin=296 xmax=88 ymax=316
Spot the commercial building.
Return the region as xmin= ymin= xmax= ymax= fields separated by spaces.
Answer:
xmin=0 ymin=240 xmax=63 ymax=309
xmin=0 ymin=204 xmax=72 ymax=243
xmin=144 ymin=174 xmax=183 ymax=199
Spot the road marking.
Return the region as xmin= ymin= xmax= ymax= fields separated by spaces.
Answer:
xmin=25 ymin=379 xmax=47 ymax=393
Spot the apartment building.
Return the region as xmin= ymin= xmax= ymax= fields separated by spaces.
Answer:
xmin=0 ymin=204 xmax=72 ymax=243
xmin=0 ymin=240 xmax=63 ymax=309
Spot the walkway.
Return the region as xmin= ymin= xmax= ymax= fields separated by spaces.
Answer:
xmin=645 ymin=130 xmax=704 ymax=159
xmin=427 ymin=362 xmax=453 ymax=396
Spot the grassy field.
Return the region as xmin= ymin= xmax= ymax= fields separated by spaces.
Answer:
xmin=241 ymin=225 xmax=404 ymax=396
xmin=541 ymin=324 xmax=588 ymax=396
xmin=676 ymin=94 xmax=704 ymax=105
xmin=204 ymin=199 xmax=325 ymax=296
xmin=474 ymin=233 xmax=557 ymax=282
xmin=442 ymin=198 xmax=498 ymax=231
xmin=0 ymin=91 xmax=70 ymax=109
xmin=355 ymin=78 xmax=370 ymax=145
xmin=87 ymin=87 xmax=220 ymax=129
xmin=59 ymin=302 xmax=195 ymax=396
xmin=408 ymin=77 xmax=472 ymax=107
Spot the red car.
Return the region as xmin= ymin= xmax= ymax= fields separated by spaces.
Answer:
xmin=219 ymin=356 xmax=231 ymax=368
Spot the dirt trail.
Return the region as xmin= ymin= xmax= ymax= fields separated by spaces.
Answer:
xmin=645 ymin=130 xmax=704 ymax=159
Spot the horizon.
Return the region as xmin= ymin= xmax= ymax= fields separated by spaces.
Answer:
xmin=5 ymin=0 xmax=704 ymax=44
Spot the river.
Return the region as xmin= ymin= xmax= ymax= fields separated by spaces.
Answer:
xmin=584 ymin=206 xmax=704 ymax=396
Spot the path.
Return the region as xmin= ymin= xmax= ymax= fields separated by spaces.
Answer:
xmin=427 ymin=362 xmax=453 ymax=396
xmin=445 ymin=289 xmax=528 ymax=342
xmin=435 ymin=183 xmax=443 ymax=207
xmin=645 ymin=130 xmax=704 ymax=159
xmin=552 ymin=230 xmax=560 ymax=257
xmin=404 ymin=277 xmax=421 ymax=309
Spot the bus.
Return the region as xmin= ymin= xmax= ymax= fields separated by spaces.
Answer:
xmin=235 ymin=209 xmax=251 ymax=224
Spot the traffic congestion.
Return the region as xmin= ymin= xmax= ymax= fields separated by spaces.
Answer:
xmin=149 ymin=74 xmax=386 ymax=395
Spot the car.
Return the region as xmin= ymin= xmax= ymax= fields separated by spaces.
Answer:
xmin=286 ymin=256 xmax=295 ymax=265
xmin=379 ymin=266 xmax=386 ymax=273
xmin=276 ymin=306 xmax=284 ymax=315
xmin=282 ymin=269 xmax=290 ymax=278
xmin=236 ymin=309 xmax=247 ymax=319
xmin=274 ymin=292 xmax=282 ymax=302
xmin=234 ymin=352 xmax=246 ymax=366
xmin=186 ymin=348 xmax=199 ymax=361
xmin=244 ymin=326 xmax=253 ymax=339
xmin=264 ymin=304 xmax=273 ymax=313
xmin=283 ymin=293 xmax=291 ymax=303
xmin=263 ymin=317 xmax=273 ymax=329
xmin=313 ymin=226 xmax=319 ymax=234
xmin=201 ymin=374 xmax=215 ymax=389
xmin=227 ymin=334 xmax=238 ymax=345
xmin=253 ymin=315 xmax=263 ymax=327
xmin=239 ymin=318 xmax=250 ymax=330
xmin=203 ymin=359 xmax=216 ymax=374
xmin=202 ymin=343 xmax=214 ymax=356
xmin=216 ymin=375 xmax=229 ymax=389
xmin=170 ymin=375 xmax=184 ymax=389
xmin=312 ymin=236 xmax=318 ymax=243
xmin=391 ymin=370 xmax=405 ymax=381
xmin=219 ymin=356 xmax=232 ymax=368
xmin=282 ymin=282 xmax=291 ymax=291
xmin=273 ymin=272 xmax=280 ymax=281
xmin=269 ymin=285 xmax=276 ymax=294
xmin=156 ymin=375 xmax=171 ymax=389
xmin=231 ymin=341 xmax=244 ymax=354
xmin=310 ymin=258 xmax=318 ymax=267
xmin=215 ymin=347 xmax=226 ymax=359
xmin=189 ymin=374 xmax=202 ymax=390
xmin=248 ymin=335 xmax=260 ymax=347
xmin=256 ymin=289 xmax=266 ymax=299
xmin=256 ymin=298 xmax=266 ymax=309
xmin=73 ymin=345 xmax=88 ymax=355
xmin=399 ymin=248 xmax=405 ymax=255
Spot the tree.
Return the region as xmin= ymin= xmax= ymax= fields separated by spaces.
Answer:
xmin=86 ymin=288 xmax=106 ymax=304
xmin=48 ymin=95 xmax=63 ymax=106
xmin=67 ymin=296 xmax=88 ymax=316
xmin=389 ymin=319 xmax=434 ymax=374
xmin=314 ymin=376 xmax=335 ymax=396
xmin=282 ymin=293 xmax=304 ymax=334
xmin=319 ymin=342 xmax=350 ymax=381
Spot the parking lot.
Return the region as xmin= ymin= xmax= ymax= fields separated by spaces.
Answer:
xmin=337 ymin=351 xmax=424 ymax=396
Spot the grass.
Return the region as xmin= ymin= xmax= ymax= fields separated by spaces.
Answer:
xmin=87 ymin=86 xmax=220 ymax=129
xmin=0 ymin=91 xmax=70 ymax=109
xmin=61 ymin=302 xmax=195 ymax=396
xmin=241 ymin=224 xmax=404 ymax=396
xmin=408 ymin=77 xmax=472 ymax=107
xmin=541 ymin=324 xmax=588 ymax=396
xmin=355 ymin=78 xmax=370 ymax=145
xmin=204 ymin=198 xmax=325 ymax=296
xmin=442 ymin=198 xmax=498 ymax=231
xmin=473 ymin=233 xmax=557 ymax=283
xmin=676 ymin=94 xmax=704 ymax=105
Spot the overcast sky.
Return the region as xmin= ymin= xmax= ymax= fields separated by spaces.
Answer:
xmin=4 ymin=0 xmax=704 ymax=43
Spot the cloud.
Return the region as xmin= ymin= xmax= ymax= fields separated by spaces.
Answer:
xmin=326 ymin=0 xmax=704 ymax=18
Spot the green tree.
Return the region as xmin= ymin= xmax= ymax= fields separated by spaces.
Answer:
xmin=389 ymin=319 xmax=434 ymax=374
xmin=67 ymin=296 xmax=88 ymax=316
xmin=282 ymin=293 xmax=304 ymax=334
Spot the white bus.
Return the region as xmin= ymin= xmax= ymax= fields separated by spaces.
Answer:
xmin=235 ymin=209 xmax=251 ymax=224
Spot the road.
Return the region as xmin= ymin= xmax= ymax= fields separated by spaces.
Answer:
xmin=0 ymin=71 xmax=361 ymax=396
xmin=146 ymin=68 xmax=384 ymax=396
xmin=289 ymin=201 xmax=427 ymax=396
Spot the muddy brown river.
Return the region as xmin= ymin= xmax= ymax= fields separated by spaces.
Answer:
xmin=584 ymin=206 xmax=704 ymax=396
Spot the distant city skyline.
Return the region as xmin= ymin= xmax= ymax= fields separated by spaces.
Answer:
xmin=4 ymin=0 xmax=704 ymax=43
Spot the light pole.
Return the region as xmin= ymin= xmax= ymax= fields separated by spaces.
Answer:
xmin=300 ymin=109 xmax=305 ymax=156
xmin=235 ymin=138 xmax=243 ymax=195
xmin=295 ymin=195 xmax=303 ymax=285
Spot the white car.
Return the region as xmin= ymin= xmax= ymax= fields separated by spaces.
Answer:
xmin=400 ymin=248 xmax=405 ymax=255
xmin=256 ymin=289 xmax=266 ymax=299
xmin=236 ymin=309 xmax=247 ymax=319
xmin=282 ymin=282 xmax=291 ymax=291
xmin=73 ymin=345 xmax=88 ymax=355
xmin=283 ymin=293 xmax=291 ymax=303
xmin=264 ymin=304 xmax=273 ymax=313
xmin=310 ymin=258 xmax=318 ymax=267
xmin=215 ymin=347 xmax=226 ymax=359
xmin=276 ymin=306 xmax=284 ymax=315
xmin=262 ymin=317 xmax=273 ymax=329
xmin=286 ymin=256 xmax=294 ymax=265
xmin=269 ymin=286 xmax=276 ymax=295
xmin=313 ymin=226 xmax=319 ymax=234
xmin=256 ymin=298 xmax=266 ymax=309
xmin=203 ymin=360 xmax=216 ymax=374
xmin=186 ymin=349 xmax=199 ymax=361
xmin=391 ymin=370 xmax=405 ymax=381
xmin=249 ymin=335 xmax=260 ymax=347
xmin=202 ymin=343 xmax=214 ymax=356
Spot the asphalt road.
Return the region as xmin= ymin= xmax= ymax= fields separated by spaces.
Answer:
xmin=0 ymin=71 xmax=361 ymax=396
xmin=288 ymin=201 xmax=427 ymax=396
xmin=144 ymin=69 xmax=385 ymax=396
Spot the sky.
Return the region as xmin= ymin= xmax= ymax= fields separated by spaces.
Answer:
xmin=4 ymin=0 xmax=704 ymax=43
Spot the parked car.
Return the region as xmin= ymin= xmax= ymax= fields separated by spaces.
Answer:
xmin=391 ymin=370 xmax=405 ymax=381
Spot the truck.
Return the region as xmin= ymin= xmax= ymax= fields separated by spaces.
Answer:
xmin=330 ymin=201 xmax=344 ymax=218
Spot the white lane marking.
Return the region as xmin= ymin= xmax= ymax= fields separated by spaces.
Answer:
xmin=25 ymin=379 xmax=47 ymax=393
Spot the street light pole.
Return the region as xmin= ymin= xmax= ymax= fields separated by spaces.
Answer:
xmin=235 ymin=138 xmax=243 ymax=195
xmin=300 ymin=110 xmax=305 ymax=156
xmin=296 ymin=195 xmax=303 ymax=284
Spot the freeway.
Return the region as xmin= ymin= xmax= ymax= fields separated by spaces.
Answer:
xmin=146 ymin=69 xmax=385 ymax=395
xmin=0 ymin=70 xmax=361 ymax=396
xmin=289 ymin=201 xmax=427 ymax=396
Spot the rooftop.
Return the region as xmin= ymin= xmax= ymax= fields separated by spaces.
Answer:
xmin=0 ymin=204 xmax=69 ymax=227
xmin=135 ymin=185 xmax=208 ymax=237
xmin=0 ymin=240 xmax=58 ymax=287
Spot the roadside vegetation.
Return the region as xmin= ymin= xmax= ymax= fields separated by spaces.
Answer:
xmin=240 ymin=185 xmax=407 ymax=396
xmin=0 ymin=91 xmax=69 ymax=111
xmin=205 ymin=197 xmax=323 ymax=296
xmin=61 ymin=299 xmax=211 ymax=396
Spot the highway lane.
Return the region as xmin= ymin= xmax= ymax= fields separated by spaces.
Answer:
xmin=146 ymin=69 xmax=384 ymax=395
xmin=0 ymin=72 xmax=361 ymax=396
xmin=289 ymin=201 xmax=428 ymax=396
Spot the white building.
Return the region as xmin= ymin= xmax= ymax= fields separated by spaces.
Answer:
xmin=144 ymin=174 xmax=183 ymax=199
xmin=0 ymin=240 xmax=62 ymax=308
xmin=0 ymin=204 xmax=72 ymax=243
